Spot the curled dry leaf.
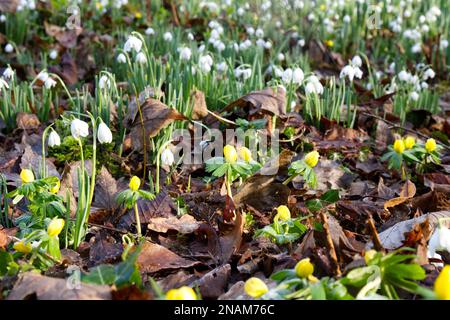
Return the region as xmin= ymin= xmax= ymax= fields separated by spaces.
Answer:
xmin=147 ymin=214 xmax=200 ymax=234
xmin=384 ymin=180 xmax=416 ymax=210
xmin=44 ymin=21 xmax=82 ymax=48
xmin=190 ymin=89 xmax=209 ymax=120
xmin=16 ymin=112 xmax=40 ymax=130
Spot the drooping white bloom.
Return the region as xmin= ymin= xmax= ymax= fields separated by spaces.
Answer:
xmin=145 ymin=27 xmax=155 ymax=36
xmin=0 ymin=15 xmax=6 ymax=23
xmin=161 ymin=148 xmax=175 ymax=166
xmin=117 ymin=53 xmax=127 ymax=63
xmin=255 ymin=28 xmax=264 ymax=38
xmin=49 ymin=50 xmax=58 ymax=60
xmin=282 ymin=68 xmax=293 ymax=83
xmin=198 ymin=55 xmax=213 ymax=73
xmin=179 ymin=47 xmax=192 ymax=61
xmin=4 ymin=43 xmax=13 ymax=53
xmin=440 ymin=39 xmax=449 ymax=49
xmin=48 ymin=131 xmax=61 ymax=147
xmin=216 ymin=61 xmax=228 ymax=73
xmin=398 ymin=70 xmax=411 ymax=82
xmin=124 ymin=35 xmax=142 ymax=53
xmin=428 ymin=225 xmax=450 ymax=260
xmin=98 ymin=75 xmax=110 ymax=89
xmin=44 ymin=78 xmax=57 ymax=89
xmin=97 ymin=122 xmax=113 ymax=144
xmin=187 ymin=33 xmax=194 ymax=41
xmin=135 ymin=52 xmax=147 ymax=64
xmin=411 ymin=43 xmax=422 ymax=53
xmin=352 ymin=55 xmax=363 ymax=68
xmin=343 ymin=15 xmax=351 ymax=23
xmin=37 ymin=71 xmax=49 ymax=82
xmin=0 ymin=78 xmax=9 ymax=90
xmin=409 ymin=91 xmax=419 ymax=101
xmin=277 ymin=53 xmax=285 ymax=61
xmin=297 ymin=39 xmax=305 ymax=47
xmin=163 ymin=32 xmax=173 ymax=42
xmin=2 ymin=67 xmax=14 ymax=80
xmin=305 ymin=75 xmax=323 ymax=95
xmin=237 ymin=7 xmax=245 ymax=16
xmin=71 ymin=119 xmax=89 ymax=139
xmin=423 ymin=68 xmax=436 ymax=80
xmin=264 ymin=41 xmax=272 ymax=49
xmin=292 ymin=68 xmax=304 ymax=84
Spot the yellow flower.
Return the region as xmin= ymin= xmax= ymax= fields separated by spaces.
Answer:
xmin=135 ymin=12 xmax=142 ymax=19
xmin=325 ymin=40 xmax=334 ymax=47
xmin=166 ymin=286 xmax=197 ymax=300
xmin=224 ymin=145 xmax=238 ymax=163
xmin=404 ymin=136 xmax=415 ymax=149
xmin=244 ymin=277 xmax=269 ymax=298
xmin=320 ymin=4 xmax=326 ymax=11
xmin=308 ymin=275 xmax=319 ymax=283
xmin=13 ymin=240 xmax=32 ymax=254
xmin=239 ymin=147 xmax=252 ymax=162
xmin=304 ymin=151 xmax=319 ymax=168
xmin=393 ymin=139 xmax=405 ymax=154
xmin=47 ymin=218 xmax=65 ymax=237
xmin=275 ymin=205 xmax=291 ymax=221
xmin=295 ymin=258 xmax=314 ymax=278
xmin=20 ymin=169 xmax=34 ymax=184
xmin=129 ymin=176 xmax=140 ymax=191
xmin=425 ymin=138 xmax=436 ymax=153
xmin=50 ymin=179 xmax=60 ymax=194
xmin=364 ymin=249 xmax=377 ymax=264
xmin=434 ymin=265 xmax=450 ymax=300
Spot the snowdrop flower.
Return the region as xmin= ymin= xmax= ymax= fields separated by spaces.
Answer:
xmin=124 ymin=35 xmax=142 ymax=53
xmin=423 ymin=68 xmax=436 ymax=80
xmin=187 ymin=33 xmax=194 ymax=41
xmin=179 ymin=47 xmax=192 ymax=61
xmin=117 ymin=53 xmax=127 ymax=63
xmin=4 ymin=43 xmax=13 ymax=53
xmin=135 ymin=52 xmax=147 ymax=64
xmin=216 ymin=61 xmax=228 ymax=73
xmin=199 ymin=55 xmax=213 ymax=73
xmin=48 ymin=130 xmax=61 ymax=147
xmin=255 ymin=28 xmax=264 ymax=38
xmin=2 ymin=67 xmax=14 ymax=80
xmin=97 ymin=121 xmax=113 ymax=144
xmin=256 ymin=38 xmax=266 ymax=48
xmin=409 ymin=91 xmax=419 ymax=101
xmin=49 ymin=50 xmax=58 ymax=60
xmin=246 ymin=26 xmax=255 ymax=36
xmin=145 ymin=27 xmax=155 ymax=36
xmin=98 ymin=75 xmax=110 ymax=89
xmin=305 ymin=75 xmax=323 ymax=95
xmin=44 ymin=78 xmax=57 ymax=89
xmin=198 ymin=44 xmax=206 ymax=53
xmin=440 ymin=39 xmax=449 ymax=49
xmin=37 ymin=71 xmax=49 ymax=82
xmin=0 ymin=78 xmax=9 ymax=90
xmin=282 ymin=68 xmax=293 ymax=83
xmin=264 ymin=41 xmax=272 ymax=49
xmin=292 ymin=68 xmax=304 ymax=84
xmin=343 ymin=15 xmax=351 ymax=23
xmin=163 ymin=32 xmax=173 ymax=42
xmin=340 ymin=56 xmax=363 ymax=82
xmin=0 ymin=15 xmax=5 ymax=23
xmin=161 ymin=148 xmax=175 ymax=166
xmin=398 ymin=70 xmax=411 ymax=82
xmin=71 ymin=119 xmax=89 ymax=139
xmin=277 ymin=53 xmax=285 ymax=61
xmin=421 ymin=82 xmax=429 ymax=89
xmin=237 ymin=7 xmax=245 ymax=16
xmin=297 ymin=39 xmax=305 ymax=47
xmin=428 ymin=224 xmax=450 ymax=260
xmin=411 ymin=43 xmax=422 ymax=53
xmin=352 ymin=55 xmax=363 ymax=68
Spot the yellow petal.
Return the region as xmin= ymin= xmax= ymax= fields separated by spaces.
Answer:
xmin=304 ymin=151 xmax=319 ymax=168
xmin=224 ymin=145 xmax=238 ymax=163
xmin=244 ymin=277 xmax=268 ymax=298
xmin=166 ymin=286 xmax=197 ymax=300
xmin=295 ymin=258 xmax=314 ymax=278
xmin=435 ymin=265 xmax=450 ymax=300
xmin=47 ymin=218 xmax=65 ymax=237
xmin=129 ymin=176 xmax=141 ymax=191
xmin=20 ymin=169 xmax=34 ymax=184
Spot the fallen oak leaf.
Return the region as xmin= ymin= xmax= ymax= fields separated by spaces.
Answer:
xmin=384 ymin=180 xmax=416 ymax=210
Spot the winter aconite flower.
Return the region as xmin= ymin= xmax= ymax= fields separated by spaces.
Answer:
xmin=20 ymin=169 xmax=34 ymax=184
xmin=224 ymin=145 xmax=238 ymax=163
xmin=244 ymin=277 xmax=269 ymax=298
xmin=71 ymin=119 xmax=89 ymax=139
xmin=434 ymin=265 xmax=450 ymax=300
xmin=404 ymin=136 xmax=415 ymax=149
xmin=364 ymin=249 xmax=377 ymax=264
xmin=50 ymin=179 xmax=61 ymax=194
xmin=48 ymin=130 xmax=61 ymax=147
xmin=295 ymin=258 xmax=314 ymax=278
xmin=425 ymin=138 xmax=437 ymax=153
xmin=129 ymin=176 xmax=141 ymax=192
xmin=393 ymin=139 xmax=405 ymax=154
xmin=166 ymin=286 xmax=197 ymax=300
xmin=239 ymin=147 xmax=252 ymax=162
xmin=47 ymin=218 xmax=65 ymax=237
xmin=13 ymin=240 xmax=32 ymax=254
xmin=97 ymin=121 xmax=113 ymax=144
xmin=304 ymin=151 xmax=319 ymax=168
xmin=275 ymin=205 xmax=291 ymax=221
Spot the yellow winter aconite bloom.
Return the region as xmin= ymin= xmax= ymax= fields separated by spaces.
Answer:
xmin=364 ymin=249 xmax=377 ymax=264
xmin=295 ymin=258 xmax=314 ymax=278
xmin=320 ymin=4 xmax=326 ymax=11
xmin=239 ymin=147 xmax=252 ymax=162
xmin=325 ymin=40 xmax=334 ymax=47
xmin=404 ymin=136 xmax=415 ymax=149
xmin=244 ymin=277 xmax=269 ymax=298
xmin=129 ymin=176 xmax=141 ymax=191
xmin=50 ymin=179 xmax=60 ymax=194
xmin=425 ymin=138 xmax=437 ymax=153
xmin=166 ymin=286 xmax=197 ymax=300
xmin=434 ymin=265 xmax=450 ymax=300
xmin=13 ymin=240 xmax=32 ymax=254
xmin=224 ymin=145 xmax=238 ymax=163
xmin=134 ymin=12 xmax=142 ymax=19
xmin=20 ymin=169 xmax=34 ymax=184
xmin=276 ymin=205 xmax=291 ymax=221
xmin=47 ymin=218 xmax=65 ymax=237
xmin=304 ymin=151 xmax=319 ymax=168
xmin=393 ymin=139 xmax=405 ymax=154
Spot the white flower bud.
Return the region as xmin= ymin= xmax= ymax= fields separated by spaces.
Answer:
xmin=71 ymin=119 xmax=89 ymax=139
xmin=97 ymin=122 xmax=113 ymax=144
xmin=48 ymin=131 xmax=61 ymax=147
xmin=161 ymin=148 xmax=175 ymax=166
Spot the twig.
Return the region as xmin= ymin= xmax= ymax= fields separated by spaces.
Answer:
xmin=320 ymin=211 xmax=341 ymax=276
xmin=367 ymin=214 xmax=385 ymax=252
xmin=206 ymin=109 xmax=236 ymax=125
xmin=362 ymin=112 xmax=450 ymax=151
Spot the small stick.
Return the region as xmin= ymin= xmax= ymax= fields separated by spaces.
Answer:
xmin=320 ymin=211 xmax=341 ymax=276
xmin=206 ymin=109 xmax=236 ymax=125
xmin=367 ymin=214 xmax=385 ymax=252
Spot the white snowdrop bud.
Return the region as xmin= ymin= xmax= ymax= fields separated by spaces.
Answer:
xmin=97 ymin=122 xmax=113 ymax=144
xmin=48 ymin=131 xmax=61 ymax=147
xmin=117 ymin=53 xmax=127 ymax=63
xmin=161 ymin=148 xmax=175 ymax=166
xmin=71 ymin=119 xmax=89 ymax=139
xmin=4 ymin=43 xmax=13 ymax=53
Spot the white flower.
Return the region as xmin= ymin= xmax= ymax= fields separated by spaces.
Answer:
xmin=216 ymin=61 xmax=228 ymax=73
xmin=340 ymin=65 xmax=362 ymax=82
xmin=49 ymin=50 xmax=58 ymax=60
xmin=305 ymin=75 xmax=323 ymax=95
xmin=428 ymin=225 xmax=450 ymax=260
xmin=145 ymin=27 xmax=155 ymax=36
xmin=4 ymin=43 xmax=13 ymax=53
xmin=411 ymin=43 xmax=422 ymax=53
xmin=199 ymin=54 xmax=213 ymax=73
xmin=237 ymin=7 xmax=245 ymax=16
xmin=179 ymin=47 xmax=192 ymax=61
xmin=71 ymin=119 xmax=89 ymax=139
xmin=117 ymin=53 xmax=127 ymax=63
xmin=187 ymin=33 xmax=194 ymax=41
xmin=48 ymin=131 xmax=61 ymax=147
xmin=0 ymin=15 xmax=6 ymax=23
xmin=0 ymin=78 xmax=9 ymax=90
xmin=282 ymin=68 xmax=293 ymax=83
xmin=264 ymin=41 xmax=272 ymax=49
xmin=161 ymin=148 xmax=175 ymax=166
xmin=37 ymin=71 xmax=49 ymax=82
xmin=297 ymin=39 xmax=305 ymax=47
xmin=44 ymin=78 xmax=57 ymax=89
xmin=292 ymin=68 xmax=304 ymax=84
xmin=163 ymin=32 xmax=173 ymax=42
xmin=124 ymin=35 xmax=142 ymax=53
xmin=135 ymin=52 xmax=147 ymax=64
xmin=255 ymin=28 xmax=264 ymax=38
xmin=423 ymin=68 xmax=435 ymax=80
xmin=2 ymin=67 xmax=14 ymax=80
xmin=98 ymin=75 xmax=110 ymax=89
xmin=97 ymin=122 xmax=113 ymax=144
xmin=352 ymin=55 xmax=363 ymax=68
xmin=409 ymin=91 xmax=419 ymax=101
xmin=398 ymin=70 xmax=411 ymax=82
xmin=440 ymin=39 xmax=449 ymax=49
xmin=277 ymin=53 xmax=285 ymax=61
xmin=246 ymin=26 xmax=255 ymax=35
xmin=343 ymin=15 xmax=351 ymax=23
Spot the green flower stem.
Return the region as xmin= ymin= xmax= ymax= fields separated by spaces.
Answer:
xmin=134 ymin=202 xmax=142 ymax=237
xmin=40 ymin=124 xmax=54 ymax=179
xmin=155 ymin=139 xmax=173 ymax=194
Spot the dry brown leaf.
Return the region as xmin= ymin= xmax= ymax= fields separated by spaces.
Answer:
xmin=384 ymin=180 xmax=416 ymax=210
xmin=147 ymin=214 xmax=200 ymax=234
xmin=44 ymin=21 xmax=82 ymax=48
xmin=190 ymin=89 xmax=208 ymax=120
xmin=16 ymin=112 xmax=40 ymax=130
xmin=0 ymin=0 xmax=18 ymax=12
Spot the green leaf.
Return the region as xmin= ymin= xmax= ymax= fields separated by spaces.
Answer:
xmin=320 ymin=189 xmax=340 ymax=203
xmin=305 ymin=199 xmax=323 ymax=212
xmin=271 ymin=269 xmax=297 ymax=281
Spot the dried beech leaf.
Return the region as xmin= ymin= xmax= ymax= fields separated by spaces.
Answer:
xmin=224 ymin=86 xmax=286 ymax=116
